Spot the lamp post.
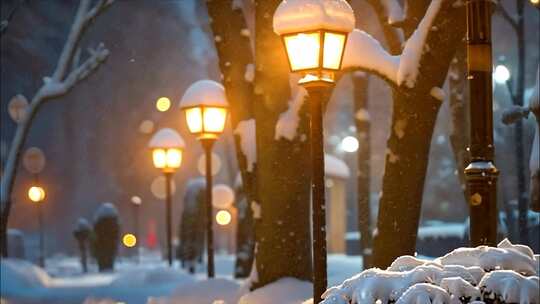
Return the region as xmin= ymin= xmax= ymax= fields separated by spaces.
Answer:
xmin=180 ymin=80 xmax=229 ymax=278
xmin=273 ymin=0 xmax=355 ymax=302
xmin=149 ymin=128 xmax=185 ymax=266
xmin=465 ymin=0 xmax=499 ymax=246
xmin=130 ymin=196 xmax=142 ymax=262
xmin=28 ymin=185 xmax=46 ymax=267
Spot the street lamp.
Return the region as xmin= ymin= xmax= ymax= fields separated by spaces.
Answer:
xmin=341 ymin=136 xmax=359 ymax=153
xmin=494 ymin=64 xmax=510 ymax=84
xmin=130 ymin=195 xmax=142 ymax=262
xmin=273 ymin=0 xmax=355 ymax=302
xmin=149 ymin=128 xmax=185 ymax=266
xmin=465 ymin=0 xmax=499 ymax=246
xmin=180 ymin=79 xmax=228 ymax=278
xmin=28 ymin=185 xmax=46 ymax=267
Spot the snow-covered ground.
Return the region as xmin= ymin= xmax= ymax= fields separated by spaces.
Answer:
xmin=1 ymin=252 xmax=362 ymax=304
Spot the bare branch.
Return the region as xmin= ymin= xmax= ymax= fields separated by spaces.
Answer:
xmin=85 ymin=0 xmax=114 ymax=24
xmin=497 ymin=3 xmax=518 ymax=31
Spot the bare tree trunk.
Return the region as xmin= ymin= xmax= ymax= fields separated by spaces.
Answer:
xmin=352 ymin=72 xmax=372 ymax=269
xmin=0 ymin=0 xmax=111 ymax=257
xmin=372 ymin=0 xmax=466 ymax=268
xmin=205 ymin=0 xmax=257 ymax=278
xmin=251 ymin=0 xmax=312 ymax=288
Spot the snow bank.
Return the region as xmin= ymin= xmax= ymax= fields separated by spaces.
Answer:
xmin=234 ymin=119 xmax=257 ymax=172
xmin=273 ymin=0 xmax=355 ymax=35
xmin=322 ymin=240 xmax=539 ymax=304
xmin=179 ymin=79 xmax=228 ymax=108
xmin=238 ymin=277 xmax=312 ymax=304
xmin=342 ymin=29 xmax=399 ymax=83
xmin=0 ymin=259 xmax=51 ymax=294
xmin=148 ymin=128 xmax=185 ymax=149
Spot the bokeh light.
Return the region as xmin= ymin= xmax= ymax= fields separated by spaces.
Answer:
xmin=341 ymin=136 xmax=359 ymax=153
xmin=216 ymin=210 xmax=232 ymax=226
xmin=28 ymin=186 xmax=45 ymax=203
xmin=156 ymin=97 xmax=171 ymax=112
xmin=494 ymin=65 xmax=510 ymax=84
xmin=122 ymin=233 xmax=137 ymax=248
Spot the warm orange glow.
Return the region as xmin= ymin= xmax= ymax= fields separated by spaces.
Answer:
xmin=203 ymin=107 xmax=227 ymax=133
xmin=166 ymin=148 xmax=182 ymax=169
xmin=323 ymin=32 xmax=346 ymax=69
xmin=122 ymin=233 xmax=137 ymax=248
xmin=156 ymin=97 xmax=171 ymax=112
xmin=152 ymin=148 xmax=167 ymax=169
xmin=216 ymin=210 xmax=232 ymax=226
xmin=185 ymin=108 xmax=203 ymax=133
xmin=28 ymin=186 xmax=45 ymax=203
xmin=284 ymin=32 xmax=321 ymax=71
xmin=184 ymin=106 xmax=227 ymax=137
xmin=153 ymin=148 xmax=182 ymax=171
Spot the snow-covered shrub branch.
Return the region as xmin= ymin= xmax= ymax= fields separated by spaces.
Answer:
xmin=1 ymin=0 xmax=112 ymax=226
xmin=321 ymin=239 xmax=539 ymax=304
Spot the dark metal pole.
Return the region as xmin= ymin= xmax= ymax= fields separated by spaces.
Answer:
xmin=307 ymin=85 xmax=328 ymax=303
xmin=202 ymin=139 xmax=216 ymax=278
xmin=165 ymin=172 xmax=173 ymax=266
xmin=465 ymin=0 xmax=499 ymax=246
xmin=133 ymin=203 xmax=140 ymax=263
xmin=38 ymin=202 xmax=44 ymax=268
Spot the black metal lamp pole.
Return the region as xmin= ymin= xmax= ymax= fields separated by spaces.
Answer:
xmin=202 ymin=138 xmax=216 ymax=278
xmin=37 ymin=200 xmax=44 ymax=268
xmin=164 ymin=172 xmax=173 ymax=266
xmin=133 ymin=202 xmax=140 ymax=263
xmin=465 ymin=0 xmax=499 ymax=246
xmin=305 ymin=84 xmax=330 ymax=303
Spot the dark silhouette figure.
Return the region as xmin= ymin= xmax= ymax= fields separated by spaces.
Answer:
xmin=91 ymin=203 xmax=120 ymax=272
xmin=73 ymin=218 xmax=91 ymax=273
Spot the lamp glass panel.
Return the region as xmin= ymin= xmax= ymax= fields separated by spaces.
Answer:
xmin=166 ymin=148 xmax=182 ymax=169
xmin=284 ymin=32 xmax=321 ymax=71
xmin=323 ymin=32 xmax=346 ymax=70
xmin=203 ymin=107 xmax=227 ymax=133
xmin=152 ymin=148 xmax=167 ymax=169
xmin=185 ymin=108 xmax=203 ymax=133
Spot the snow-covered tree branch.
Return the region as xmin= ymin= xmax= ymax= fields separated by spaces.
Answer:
xmin=0 ymin=0 xmax=113 ymax=257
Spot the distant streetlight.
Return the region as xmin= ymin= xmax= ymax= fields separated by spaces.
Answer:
xmin=28 ymin=185 xmax=46 ymax=267
xmin=273 ymin=0 xmax=355 ymax=301
xmin=180 ymin=79 xmax=228 ymax=278
xmin=494 ymin=65 xmax=510 ymax=84
xmin=122 ymin=233 xmax=137 ymax=248
xmin=215 ymin=210 xmax=232 ymax=226
xmin=156 ymin=97 xmax=171 ymax=112
xmin=341 ymin=136 xmax=359 ymax=153
xmin=149 ymin=128 xmax=185 ymax=266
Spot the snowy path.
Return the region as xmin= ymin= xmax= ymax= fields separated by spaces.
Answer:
xmin=1 ymin=253 xmax=363 ymax=304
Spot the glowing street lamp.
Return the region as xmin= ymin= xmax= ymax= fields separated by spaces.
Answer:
xmin=149 ymin=128 xmax=185 ymax=266
xmin=180 ymin=79 xmax=228 ymax=278
xmin=28 ymin=185 xmax=46 ymax=267
xmin=215 ymin=210 xmax=232 ymax=226
xmin=274 ymin=0 xmax=355 ymax=301
xmin=494 ymin=65 xmax=510 ymax=84
xmin=122 ymin=233 xmax=137 ymax=248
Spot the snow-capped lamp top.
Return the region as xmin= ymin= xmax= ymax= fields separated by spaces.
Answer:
xmin=325 ymin=154 xmax=350 ymax=179
xmin=273 ymin=0 xmax=355 ymax=35
xmin=179 ymin=80 xmax=228 ymax=109
xmin=93 ymin=202 xmax=119 ymax=221
xmin=148 ymin=128 xmax=186 ymax=149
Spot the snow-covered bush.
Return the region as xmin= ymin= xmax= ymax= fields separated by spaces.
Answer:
xmin=321 ymin=239 xmax=539 ymax=304
xmin=73 ymin=217 xmax=92 ymax=273
xmin=91 ymin=203 xmax=120 ymax=272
